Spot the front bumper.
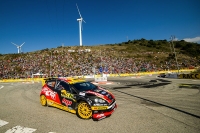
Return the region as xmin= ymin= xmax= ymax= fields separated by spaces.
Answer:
xmin=92 ymin=103 xmax=117 ymax=120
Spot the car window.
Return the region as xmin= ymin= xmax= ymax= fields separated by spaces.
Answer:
xmin=70 ymin=87 xmax=78 ymax=94
xmin=58 ymin=81 xmax=71 ymax=92
xmin=47 ymin=81 xmax=56 ymax=89
xmin=73 ymin=82 xmax=96 ymax=92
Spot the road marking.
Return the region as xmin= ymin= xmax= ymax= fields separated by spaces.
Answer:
xmin=0 ymin=119 xmax=9 ymax=127
xmin=1 ymin=119 xmax=57 ymax=133
xmin=0 ymin=85 xmax=4 ymax=90
xmin=5 ymin=125 xmax=36 ymax=133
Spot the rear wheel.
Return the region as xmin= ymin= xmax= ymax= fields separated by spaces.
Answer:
xmin=40 ymin=95 xmax=47 ymax=106
xmin=77 ymin=101 xmax=92 ymax=119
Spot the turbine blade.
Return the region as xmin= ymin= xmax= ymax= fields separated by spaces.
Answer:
xmin=76 ymin=3 xmax=82 ymax=18
xmin=20 ymin=42 xmax=25 ymax=47
xmin=11 ymin=42 xmax=19 ymax=47
xmin=82 ymin=19 xmax=86 ymax=23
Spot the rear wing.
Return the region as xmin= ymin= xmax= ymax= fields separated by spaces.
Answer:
xmin=41 ymin=78 xmax=57 ymax=86
xmin=41 ymin=77 xmax=86 ymax=86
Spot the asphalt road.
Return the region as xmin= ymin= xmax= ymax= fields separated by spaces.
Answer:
xmin=0 ymin=75 xmax=200 ymax=133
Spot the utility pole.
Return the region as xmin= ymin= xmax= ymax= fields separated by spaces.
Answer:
xmin=100 ymin=49 xmax=103 ymax=77
xmin=168 ymin=37 xmax=173 ymax=72
xmin=62 ymin=43 xmax=64 ymax=53
xmin=171 ymin=35 xmax=179 ymax=73
xmin=50 ymin=51 xmax=52 ymax=77
xmin=169 ymin=40 xmax=173 ymax=54
xmin=2 ymin=55 xmax=5 ymax=79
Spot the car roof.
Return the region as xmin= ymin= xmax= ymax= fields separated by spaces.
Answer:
xmin=44 ymin=77 xmax=86 ymax=84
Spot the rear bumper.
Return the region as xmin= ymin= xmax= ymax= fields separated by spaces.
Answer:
xmin=92 ymin=103 xmax=117 ymax=120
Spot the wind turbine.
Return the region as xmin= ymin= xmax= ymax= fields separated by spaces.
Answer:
xmin=76 ymin=3 xmax=86 ymax=46
xmin=11 ymin=42 xmax=25 ymax=53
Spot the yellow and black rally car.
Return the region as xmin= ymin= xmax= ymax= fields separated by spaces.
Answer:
xmin=40 ymin=77 xmax=117 ymax=120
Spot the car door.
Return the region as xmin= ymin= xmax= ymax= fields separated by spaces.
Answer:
xmin=46 ymin=80 xmax=61 ymax=104
xmin=58 ymin=81 xmax=77 ymax=110
xmin=43 ymin=80 xmax=61 ymax=105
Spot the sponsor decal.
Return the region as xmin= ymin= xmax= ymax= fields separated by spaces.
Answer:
xmin=96 ymin=114 xmax=105 ymax=118
xmin=93 ymin=103 xmax=107 ymax=106
xmin=93 ymin=103 xmax=101 ymax=106
xmin=87 ymin=90 xmax=112 ymax=103
xmin=42 ymin=88 xmax=56 ymax=100
xmin=79 ymin=92 xmax=85 ymax=96
xmin=62 ymin=98 xmax=72 ymax=106
xmin=46 ymin=99 xmax=76 ymax=113
xmin=92 ymin=106 xmax=107 ymax=110
xmin=98 ymin=116 xmax=106 ymax=120
xmin=87 ymin=90 xmax=104 ymax=98
xmin=101 ymin=91 xmax=107 ymax=94
xmin=61 ymin=90 xmax=76 ymax=101
xmin=94 ymin=89 xmax=101 ymax=92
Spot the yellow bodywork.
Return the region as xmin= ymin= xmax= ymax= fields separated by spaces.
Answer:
xmin=47 ymin=99 xmax=76 ymax=114
xmin=91 ymin=106 xmax=108 ymax=110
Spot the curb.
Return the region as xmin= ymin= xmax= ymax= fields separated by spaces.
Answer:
xmin=91 ymin=81 xmax=113 ymax=85
xmin=131 ymin=76 xmax=141 ymax=78
xmin=22 ymin=81 xmax=40 ymax=84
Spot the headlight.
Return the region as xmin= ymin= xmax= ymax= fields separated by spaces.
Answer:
xmin=94 ymin=98 xmax=106 ymax=103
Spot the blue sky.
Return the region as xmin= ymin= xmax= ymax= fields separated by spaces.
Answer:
xmin=0 ymin=0 xmax=200 ymax=54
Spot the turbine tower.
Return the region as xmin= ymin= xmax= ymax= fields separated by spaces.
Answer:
xmin=76 ymin=3 xmax=86 ymax=46
xmin=11 ymin=42 xmax=25 ymax=53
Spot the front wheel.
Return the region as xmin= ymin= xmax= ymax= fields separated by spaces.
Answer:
xmin=40 ymin=95 xmax=47 ymax=106
xmin=77 ymin=101 xmax=92 ymax=119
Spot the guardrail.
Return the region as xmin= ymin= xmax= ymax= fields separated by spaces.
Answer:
xmin=0 ymin=78 xmax=42 ymax=83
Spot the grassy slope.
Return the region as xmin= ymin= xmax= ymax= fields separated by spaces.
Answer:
xmin=0 ymin=39 xmax=200 ymax=70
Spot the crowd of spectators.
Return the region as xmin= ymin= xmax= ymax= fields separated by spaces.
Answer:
xmin=0 ymin=48 xmax=199 ymax=79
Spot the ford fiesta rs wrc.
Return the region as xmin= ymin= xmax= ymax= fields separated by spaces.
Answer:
xmin=40 ymin=77 xmax=117 ymax=120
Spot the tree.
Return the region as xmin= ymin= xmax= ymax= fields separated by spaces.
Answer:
xmin=186 ymin=43 xmax=193 ymax=48
xmin=141 ymin=38 xmax=146 ymax=42
xmin=180 ymin=40 xmax=185 ymax=42
xmin=175 ymin=42 xmax=182 ymax=48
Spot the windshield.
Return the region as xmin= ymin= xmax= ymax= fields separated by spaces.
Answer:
xmin=72 ymin=82 xmax=97 ymax=92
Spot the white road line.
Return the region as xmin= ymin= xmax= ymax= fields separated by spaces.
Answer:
xmin=0 ymin=85 xmax=4 ymax=90
xmin=5 ymin=125 xmax=36 ymax=133
xmin=1 ymin=119 xmax=55 ymax=133
xmin=0 ymin=119 xmax=9 ymax=127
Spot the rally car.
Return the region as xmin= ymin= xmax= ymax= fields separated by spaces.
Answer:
xmin=40 ymin=77 xmax=117 ymax=120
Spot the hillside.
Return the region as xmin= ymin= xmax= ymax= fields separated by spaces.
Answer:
xmin=0 ymin=39 xmax=199 ymax=78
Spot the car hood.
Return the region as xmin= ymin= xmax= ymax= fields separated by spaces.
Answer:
xmin=84 ymin=86 xmax=115 ymax=104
